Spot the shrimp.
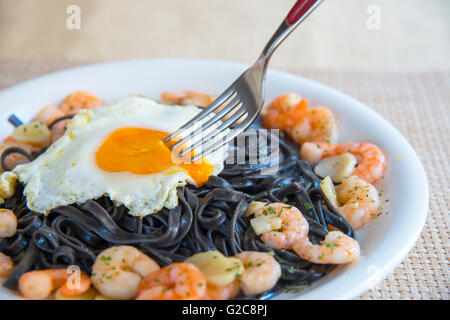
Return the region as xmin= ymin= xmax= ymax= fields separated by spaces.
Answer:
xmin=161 ymin=90 xmax=245 ymax=122
xmin=335 ymin=175 xmax=380 ymax=230
xmin=91 ymin=245 xmax=160 ymax=300
xmin=263 ymin=94 xmax=336 ymax=144
xmin=0 ymin=141 xmax=39 ymax=171
xmin=299 ymin=141 xmax=336 ymax=165
xmin=160 ymin=90 xmax=215 ymax=107
xmin=32 ymin=105 xmax=69 ymax=143
xmin=300 ymin=142 xmax=386 ymax=184
xmin=0 ymin=208 xmax=17 ymax=238
xmin=50 ymin=119 xmax=70 ymax=142
xmin=255 ymin=203 xmax=309 ymax=249
xmin=0 ymin=252 xmax=13 ymax=278
xmin=203 ymin=280 xmax=241 ymax=300
xmin=33 ymin=105 xmax=66 ymax=126
xmin=263 ymin=93 xmax=306 ymax=131
xmin=136 ymin=262 xmax=206 ymax=300
xmin=234 ymin=251 xmax=281 ymax=296
xmin=59 ymin=91 xmax=103 ymax=114
xmin=18 ymin=268 xmax=91 ymax=300
xmin=288 ymin=107 xmax=337 ymax=145
xmin=292 ymin=230 xmax=360 ymax=264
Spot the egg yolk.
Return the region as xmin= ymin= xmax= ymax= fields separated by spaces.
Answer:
xmin=95 ymin=127 xmax=214 ymax=186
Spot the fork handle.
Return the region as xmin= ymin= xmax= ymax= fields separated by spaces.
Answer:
xmin=259 ymin=0 xmax=324 ymax=63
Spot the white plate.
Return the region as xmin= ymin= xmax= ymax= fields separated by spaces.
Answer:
xmin=0 ymin=59 xmax=428 ymax=300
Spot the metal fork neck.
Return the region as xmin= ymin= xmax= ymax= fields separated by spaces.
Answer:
xmin=258 ymin=0 xmax=324 ymax=66
xmin=258 ymin=20 xmax=292 ymax=66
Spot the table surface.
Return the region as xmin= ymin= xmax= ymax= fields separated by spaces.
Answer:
xmin=1 ymin=0 xmax=449 ymax=73
xmin=0 ymin=59 xmax=448 ymax=300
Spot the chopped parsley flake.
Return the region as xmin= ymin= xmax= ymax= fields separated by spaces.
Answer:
xmin=304 ymin=202 xmax=313 ymax=210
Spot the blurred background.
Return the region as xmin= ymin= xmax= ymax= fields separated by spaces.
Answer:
xmin=0 ymin=0 xmax=448 ymax=72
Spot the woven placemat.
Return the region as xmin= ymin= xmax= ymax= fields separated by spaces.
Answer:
xmin=0 ymin=60 xmax=448 ymax=300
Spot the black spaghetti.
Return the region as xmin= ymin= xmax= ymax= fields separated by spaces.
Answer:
xmin=0 ymin=117 xmax=355 ymax=299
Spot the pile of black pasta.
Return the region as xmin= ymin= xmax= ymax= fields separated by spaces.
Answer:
xmin=0 ymin=120 xmax=354 ymax=299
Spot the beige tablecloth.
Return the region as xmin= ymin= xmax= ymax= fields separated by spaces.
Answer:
xmin=0 ymin=60 xmax=448 ymax=299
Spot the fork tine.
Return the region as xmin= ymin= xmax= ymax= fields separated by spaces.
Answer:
xmin=169 ymin=97 xmax=242 ymax=152
xmin=190 ymin=115 xmax=252 ymax=162
xmin=193 ymin=96 xmax=242 ymax=134
xmin=163 ymin=89 xmax=235 ymax=143
xmin=178 ymin=106 xmax=247 ymax=157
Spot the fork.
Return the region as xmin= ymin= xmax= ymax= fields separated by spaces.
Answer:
xmin=165 ymin=0 xmax=324 ymax=162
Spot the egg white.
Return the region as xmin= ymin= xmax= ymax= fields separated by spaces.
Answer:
xmin=13 ymin=96 xmax=227 ymax=216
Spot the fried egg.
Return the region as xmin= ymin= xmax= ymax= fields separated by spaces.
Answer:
xmin=13 ymin=96 xmax=227 ymax=216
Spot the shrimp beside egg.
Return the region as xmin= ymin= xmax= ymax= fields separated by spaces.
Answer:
xmin=160 ymin=90 xmax=215 ymax=107
xmin=59 ymin=91 xmax=103 ymax=114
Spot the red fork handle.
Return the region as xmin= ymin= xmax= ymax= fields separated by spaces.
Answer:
xmin=286 ymin=0 xmax=321 ymax=25
xmin=259 ymin=0 xmax=323 ymax=62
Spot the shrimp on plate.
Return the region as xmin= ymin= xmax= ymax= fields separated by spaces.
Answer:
xmin=33 ymin=105 xmax=70 ymax=142
xmin=0 ymin=208 xmax=17 ymax=238
xmin=292 ymin=230 xmax=360 ymax=264
xmin=203 ymin=280 xmax=241 ymax=300
xmin=254 ymin=203 xmax=309 ymax=250
xmin=33 ymin=105 xmax=66 ymax=126
xmin=49 ymin=119 xmax=71 ymax=142
xmin=263 ymin=93 xmax=306 ymax=130
xmin=91 ymin=245 xmax=160 ymax=300
xmin=160 ymin=90 xmax=215 ymax=107
xmin=0 ymin=252 xmax=13 ymax=278
xmin=59 ymin=91 xmax=103 ymax=114
xmin=301 ymin=141 xmax=386 ymax=184
xmin=18 ymin=268 xmax=91 ymax=299
xmin=136 ymin=262 xmax=206 ymax=300
xmin=0 ymin=140 xmax=39 ymax=171
xmin=289 ymin=107 xmax=337 ymax=145
xmin=263 ymin=93 xmax=337 ymax=144
xmin=234 ymin=251 xmax=281 ymax=296
xmin=335 ymin=175 xmax=380 ymax=230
